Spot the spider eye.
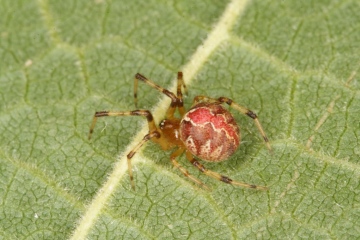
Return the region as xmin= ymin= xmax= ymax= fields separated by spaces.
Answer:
xmin=160 ymin=120 xmax=170 ymax=129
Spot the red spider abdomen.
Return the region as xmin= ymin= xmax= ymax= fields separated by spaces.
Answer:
xmin=180 ymin=103 xmax=240 ymax=161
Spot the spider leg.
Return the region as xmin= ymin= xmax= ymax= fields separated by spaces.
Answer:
xmin=170 ymin=148 xmax=210 ymax=190
xmin=193 ymin=96 xmax=272 ymax=152
xmin=88 ymin=109 xmax=162 ymax=190
xmin=134 ymin=73 xmax=184 ymax=119
xmin=127 ymin=131 xmax=160 ymax=190
xmin=185 ymin=152 xmax=268 ymax=190
xmin=176 ymin=72 xmax=187 ymax=117
xmin=88 ymin=110 xmax=157 ymax=140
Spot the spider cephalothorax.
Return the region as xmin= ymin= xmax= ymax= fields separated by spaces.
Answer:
xmin=89 ymin=72 xmax=271 ymax=190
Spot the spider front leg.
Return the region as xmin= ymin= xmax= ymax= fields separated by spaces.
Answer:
xmin=133 ymin=72 xmax=186 ymax=119
xmin=193 ymin=96 xmax=272 ymax=152
xmin=185 ymin=152 xmax=268 ymax=190
xmin=126 ymin=131 xmax=160 ymax=190
xmin=175 ymin=72 xmax=187 ymax=116
xmin=88 ymin=110 xmax=160 ymax=190
xmin=88 ymin=110 xmax=157 ymax=140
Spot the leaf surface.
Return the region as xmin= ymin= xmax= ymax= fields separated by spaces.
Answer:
xmin=1 ymin=0 xmax=359 ymax=239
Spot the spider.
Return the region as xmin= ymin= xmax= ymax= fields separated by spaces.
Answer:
xmin=89 ymin=72 xmax=272 ymax=191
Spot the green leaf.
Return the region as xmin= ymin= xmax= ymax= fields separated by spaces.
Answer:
xmin=1 ymin=0 xmax=360 ymax=239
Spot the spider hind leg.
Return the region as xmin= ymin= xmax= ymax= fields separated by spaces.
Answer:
xmin=186 ymin=151 xmax=268 ymax=190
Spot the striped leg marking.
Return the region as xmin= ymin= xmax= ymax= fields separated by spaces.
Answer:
xmin=134 ymin=73 xmax=186 ymax=119
xmin=176 ymin=72 xmax=187 ymax=117
xmin=186 ymin=152 xmax=268 ymax=190
xmin=170 ymin=148 xmax=210 ymax=190
xmin=126 ymin=131 xmax=160 ymax=190
xmin=88 ymin=110 xmax=157 ymax=140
